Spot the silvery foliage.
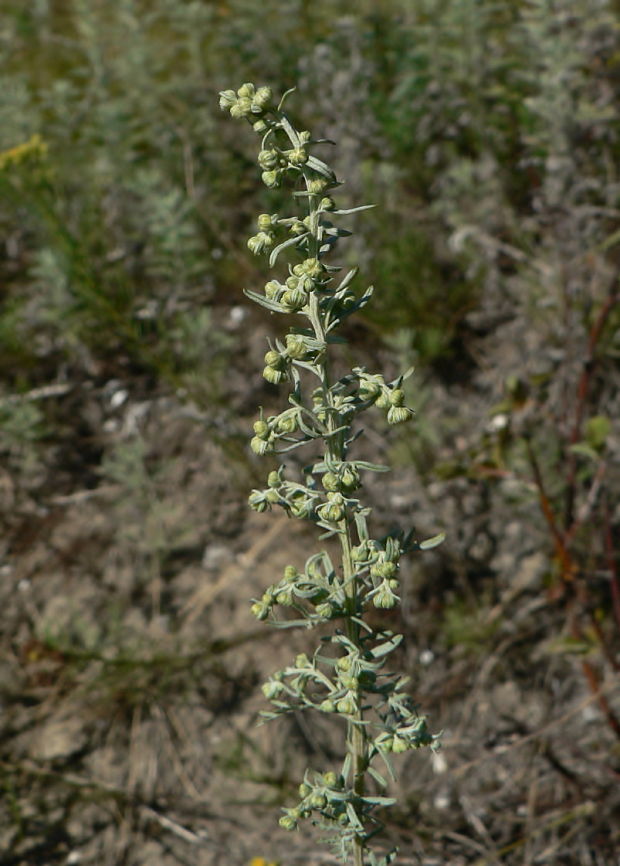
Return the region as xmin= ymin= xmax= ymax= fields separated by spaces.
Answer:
xmin=220 ymin=83 xmax=442 ymax=865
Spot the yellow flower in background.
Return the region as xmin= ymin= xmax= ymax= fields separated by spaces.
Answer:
xmin=248 ymin=858 xmax=279 ymax=866
xmin=0 ymin=133 xmax=48 ymax=173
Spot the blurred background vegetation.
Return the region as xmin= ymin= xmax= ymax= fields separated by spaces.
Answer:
xmin=0 ymin=1 xmax=619 ymax=864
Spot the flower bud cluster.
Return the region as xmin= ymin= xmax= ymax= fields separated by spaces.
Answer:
xmin=219 ymin=83 xmax=273 ymax=119
xmin=356 ymin=370 xmax=414 ymax=426
xmin=221 ymin=83 xmax=439 ymax=860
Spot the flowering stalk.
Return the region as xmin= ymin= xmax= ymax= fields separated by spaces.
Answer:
xmin=219 ymin=83 xmax=441 ymax=866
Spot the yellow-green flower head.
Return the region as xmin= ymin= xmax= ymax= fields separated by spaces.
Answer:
xmin=278 ymin=814 xmax=297 ymax=831
xmin=315 ymin=602 xmax=333 ymax=619
xmin=219 ymin=89 xmax=237 ymax=111
xmin=248 ymin=490 xmax=269 ymax=511
xmin=247 ymin=231 xmax=274 ymax=255
xmin=387 ymin=405 xmax=413 ymax=425
xmin=267 ymin=470 xmax=280 ymax=488
xmin=230 ymin=96 xmax=253 ymax=118
xmin=264 ymin=349 xmax=285 ymax=369
xmin=278 ymin=566 xmax=295 ymax=584
xmin=309 ymin=792 xmax=327 ymax=808
xmin=280 ymin=288 xmax=307 ymax=311
xmin=264 ymin=280 xmax=282 ymax=300
xmin=251 ymin=601 xmax=270 ymax=620
xmin=263 ymin=366 xmax=287 ymax=384
xmin=276 ymin=413 xmax=297 ymax=434
xmin=261 ymin=169 xmax=281 ymax=188
xmin=258 ymin=149 xmax=279 ymax=170
xmin=370 ymin=560 xmax=398 ymax=579
xmin=290 ymin=220 xmax=306 ymax=236
xmin=286 ymin=147 xmax=308 ymax=166
xmin=307 ymin=178 xmax=329 ymax=194
xmin=322 ymin=471 xmax=340 ymax=492
xmin=237 ymin=82 xmax=256 ymax=99
xmin=253 ymin=85 xmax=272 ymax=109
xmin=250 ymin=436 xmax=273 ymax=456
xmin=375 ymin=388 xmax=392 ymax=409
xmin=257 ymin=213 xmax=275 ymax=231
xmin=336 ymin=695 xmax=355 ymax=715
xmin=373 ymin=581 xmax=398 ymax=608
xmin=276 ymin=586 xmax=294 ymax=605
xmin=285 ymin=333 xmax=308 ymax=360
xmin=253 ymin=418 xmax=270 ymax=438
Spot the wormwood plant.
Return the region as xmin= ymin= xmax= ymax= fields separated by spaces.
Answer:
xmin=220 ymin=83 xmax=442 ymax=866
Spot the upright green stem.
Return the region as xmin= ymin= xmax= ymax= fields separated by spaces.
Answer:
xmin=220 ymin=82 xmax=439 ymax=866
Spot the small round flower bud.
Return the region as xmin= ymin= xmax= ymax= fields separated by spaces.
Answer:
xmin=319 ymin=196 xmax=336 ymax=211
xmin=310 ymin=793 xmax=327 ymax=808
xmin=287 ymin=147 xmax=308 ymax=166
xmin=285 ymin=334 xmax=308 ymax=359
xmin=370 ymin=561 xmax=397 ymax=579
xmin=387 ymin=405 xmax=413 ymax=425
xmin=250 ymin=435 xmax=273 ymax=456
xmin=279 ymin=815 xmax=297 ymax=831
xmin=373 ymin=585 xmax=397 ymax=609
xmin=336 ymin=655 xmax=352 ymax=671
xmin=299 ymin=130 xmax=311 ymax=143
xmin=275 ymin=587 xmax=293 ymax=605
xmin=307 ymin=178 xmax=328 ymax=194
xmin=323 ymin=771 xmax=338 ymax=786
xmin=247 ymin=231 xmax=274 ymax=255
xmin=258 ymin=149 xmax=279 ymax=170
xmin=283 ymin=565 xmax=298 ymax=581
xmin=264 ymin=280 xmax=281 ymax=300
xmin=218 ymin=89 xmax=237 ymax=111
xmin=261 ymin=169 xmax=281 ymax=188
xmin=276 ymin=414 xmax=297 ymax=434
xmin=295 ymin=653 xmax=310 ymax=668
xmin=359 ymin=379 xmax=381 ymax=401
xmin=299 ymin=783 xmax=312 ymax=798
xmin=265 ymin=488 xmax=280 ymax=503
xmin=339 ymin=674 xmax=359 ymax=690
xmin=267 ymin=470 xmax=280 ymax=487
xmin=253 ymin=419 xmax=270 ymax=438
xmin=252 ymin=86 xmax=272 ymax=109
xmin=315 ymin=602 xmax=333 ymax=619
xmin=336 ymin=696 xmax=355 ymax=714
xmin=230 ymin=96 xmax=252 ymax=118
xmin=263 ymin=366 xmax=287 ymax=385
xmin=290 ymin=220 xmax=306 ymax=235
xmin=248 ymin=491 xmax=269 ymax=512
xmin=375 ymin=389 xmax=392 ymax=409
xmin=264 ymin=349 xmax=284 ymax=368
xmin=237 ymin=83 xmax=255 ymax=98
xmin=319 ymin=698 xmax=336 ymax=713
xmin=251 ymin=601 xmax=269 ymax=620
xmin=257 ymin=213 xmax=273 ymax=231
xmin=340 ymin=465 xmax=360 ymax=492
xmin=322 ymin=472 xmax=340 ymax=492
xmin=317 ymin=500 xmax=344 ymax=524
xmin=280 ymin=289 xmax=307 ymax=311
xmin=252 ymin=119 xmax=268 ymax=133
xmin=390 ymin=388 xmax=405 ymax=406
